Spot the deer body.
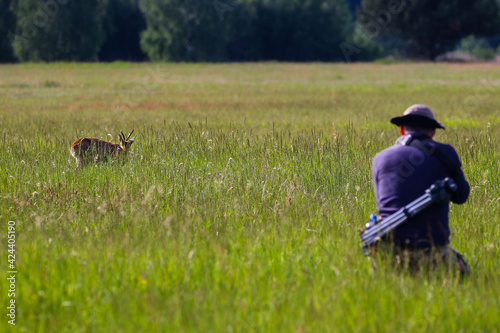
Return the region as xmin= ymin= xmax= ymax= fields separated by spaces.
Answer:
xmin=70 ymin=130 xmax=136 ymax=166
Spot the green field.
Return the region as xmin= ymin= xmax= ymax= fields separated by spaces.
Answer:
xmin=1 ymin=63 xmax=500 ymax=332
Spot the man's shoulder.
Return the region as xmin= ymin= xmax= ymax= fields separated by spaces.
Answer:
xmin=375 ymin=142 xmax=402 ymax=155
xmin=374 ymin=142 xmax=408 ymax=160
xmin=430 ymin=140 xmax=461 ymax=165
xmin=372 ymin=143 xmax=407 ymax=170
xmin=373 ymin=137 xmax=461 ymax=168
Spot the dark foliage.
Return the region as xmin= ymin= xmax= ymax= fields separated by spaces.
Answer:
xmin=0 ymin=0 xmax=16 ymax=62
xmin=98 ymin=0 xmax=148 ymax=62
xmin=11 ymin=0 xmax=106 ymax=62
xmin=2 ymin=0 xmax=500 ymax=62
xmin=140 ymin=0 xmax=352 ymax=62
xmin=359 ymin=0 xmax=500 ymax=60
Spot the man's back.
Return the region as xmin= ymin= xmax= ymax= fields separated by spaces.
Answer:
xmin=372 ymin=132 xmax=470 ymax=247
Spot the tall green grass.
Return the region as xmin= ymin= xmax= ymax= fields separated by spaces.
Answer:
xmin=0 ymin=63 xmax=499 ymax=332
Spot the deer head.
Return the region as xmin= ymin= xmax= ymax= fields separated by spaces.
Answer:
xmin=119 ymin=130 xmax=136 ymax=152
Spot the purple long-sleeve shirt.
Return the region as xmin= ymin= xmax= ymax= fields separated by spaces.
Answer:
xmin=372 ymin=132 xmax=470 ymax=247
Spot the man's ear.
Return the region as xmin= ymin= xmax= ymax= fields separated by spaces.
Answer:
xmin=430 ymin=129 xmax=436 ymax=138
xmin=399 ymin=126 xmax=405 ymax=136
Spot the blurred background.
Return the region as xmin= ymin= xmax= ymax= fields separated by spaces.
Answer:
xmin=1 ymin=0 xmax=500 ymax=63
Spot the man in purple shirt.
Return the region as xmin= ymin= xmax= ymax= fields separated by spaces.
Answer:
xmin=372 ymin=105 xmax=470 ymax=274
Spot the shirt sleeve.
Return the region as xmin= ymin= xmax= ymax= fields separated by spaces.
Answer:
xmin=444 ymin=145 xmax=469 ymax=204
xmin=371 ymin=154 xmax=380 ymax=205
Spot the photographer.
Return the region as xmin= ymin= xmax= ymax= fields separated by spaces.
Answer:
xmin=371 ymin=105 xmax=470 ymax=274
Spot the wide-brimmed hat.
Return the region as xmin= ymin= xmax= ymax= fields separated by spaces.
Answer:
xmin=390 ymin=104 xmax=445 ymax=129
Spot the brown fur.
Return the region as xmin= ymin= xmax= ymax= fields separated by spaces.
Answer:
xmin=70 ymin=130 xmax=136 ymax=166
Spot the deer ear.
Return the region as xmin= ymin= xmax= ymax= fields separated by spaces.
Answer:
xmin=130 ymin=136 xmax=137 ymax=142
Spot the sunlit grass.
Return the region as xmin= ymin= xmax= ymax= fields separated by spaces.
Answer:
xmin=0 ymin=63 xmax=499 ymax=332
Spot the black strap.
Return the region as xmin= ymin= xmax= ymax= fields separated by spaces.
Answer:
xmin=402 ymin=136 xmax=457 ymax=179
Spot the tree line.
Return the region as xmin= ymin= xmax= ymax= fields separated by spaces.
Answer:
xmin=1 ymin=0 xmax=499 ymax=63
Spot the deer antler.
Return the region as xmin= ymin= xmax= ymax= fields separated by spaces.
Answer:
xmin=126 ymin=130 xmax=134 ymax=141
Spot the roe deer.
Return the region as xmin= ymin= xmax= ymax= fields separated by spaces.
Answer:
xmin=70 ymin=130 xmax=136 ymax=166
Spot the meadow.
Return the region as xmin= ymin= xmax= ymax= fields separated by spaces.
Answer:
xmin=0 ymin=63 xmax=499 ymax=332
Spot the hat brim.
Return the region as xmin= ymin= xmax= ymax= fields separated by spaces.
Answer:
xmin=390 ymin=114 xmax=445 ymax=129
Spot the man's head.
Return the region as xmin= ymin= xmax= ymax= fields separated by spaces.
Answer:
xmin=391 ymin=104 xmax=444 ymax=137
